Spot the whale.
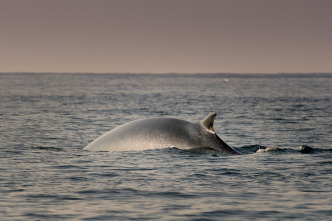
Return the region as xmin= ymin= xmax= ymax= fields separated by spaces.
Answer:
xmin=84 ymin=112 xmax=240 ymax=154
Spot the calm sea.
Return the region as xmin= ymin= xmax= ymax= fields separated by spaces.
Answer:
xmin=0 ymin=73 xmax=331 ymax=220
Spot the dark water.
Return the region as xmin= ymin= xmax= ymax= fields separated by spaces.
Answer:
xmin=0 ymin=73 xmax=331 ymax=220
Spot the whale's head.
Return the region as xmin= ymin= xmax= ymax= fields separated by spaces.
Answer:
xmin=197 ymin=112 xmax=240 ymax=155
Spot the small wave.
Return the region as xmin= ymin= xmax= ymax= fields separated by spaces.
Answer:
xmin=256 ymin=146 xmax=288 ymax=154
xmin=33 ymin=146 xmax=64 ymax=151
xmin=33 ymin=146 xmax=85 ymax=152
xmin=148 ymin=145 xmax=327 ymax=155
xmin=236 ymin=145 xmax=267 ymax=154
xmin=248 ymin=145 xmax=332 ymax=154
xmin=162 ymin=147 xmax=218 ymax=156
xmin=299 ymin=145 xmax=332 ymax=154
xmin=299 ymin=145 xmax=316 ymax=153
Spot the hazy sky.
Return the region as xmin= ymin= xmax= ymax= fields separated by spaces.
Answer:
xmin=1 ymin=0 xmax=331 ymax=73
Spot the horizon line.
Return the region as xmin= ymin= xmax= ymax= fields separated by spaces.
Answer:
xmin=1 ymin=71 xmax=332 ymax=75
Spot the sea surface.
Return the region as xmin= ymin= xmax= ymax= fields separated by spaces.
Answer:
xmin=0 ymin=73 xmax=331 ymax=220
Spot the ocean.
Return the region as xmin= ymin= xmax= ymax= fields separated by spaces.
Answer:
xmin=0 ymin=73 xmax=331 ymax=220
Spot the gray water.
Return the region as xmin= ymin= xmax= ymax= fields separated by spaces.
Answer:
xmin=0 ymin=73 xmax=331 ymax=220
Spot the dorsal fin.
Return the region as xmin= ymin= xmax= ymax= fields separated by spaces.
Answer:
xmin=201 ymin=112 xmax=217 ymax=132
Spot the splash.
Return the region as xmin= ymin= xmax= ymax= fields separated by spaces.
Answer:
xmin=256 ymin=146 xmax=287 ymax=153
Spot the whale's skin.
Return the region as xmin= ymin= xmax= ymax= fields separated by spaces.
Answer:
xmin=84 ymin=113 xmax=240 ymax=154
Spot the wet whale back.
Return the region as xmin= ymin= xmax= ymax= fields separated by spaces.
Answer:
xmin=84 ymin=113 xmax=240 ymax=154
xmin=84 ymin=118 xmax=197 ymax=151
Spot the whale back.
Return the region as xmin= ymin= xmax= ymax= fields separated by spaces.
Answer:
xmin=84 ymin=113 xmax=240 ymax=154
xmin=84 ymin=117 xmax=197 ymax=151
